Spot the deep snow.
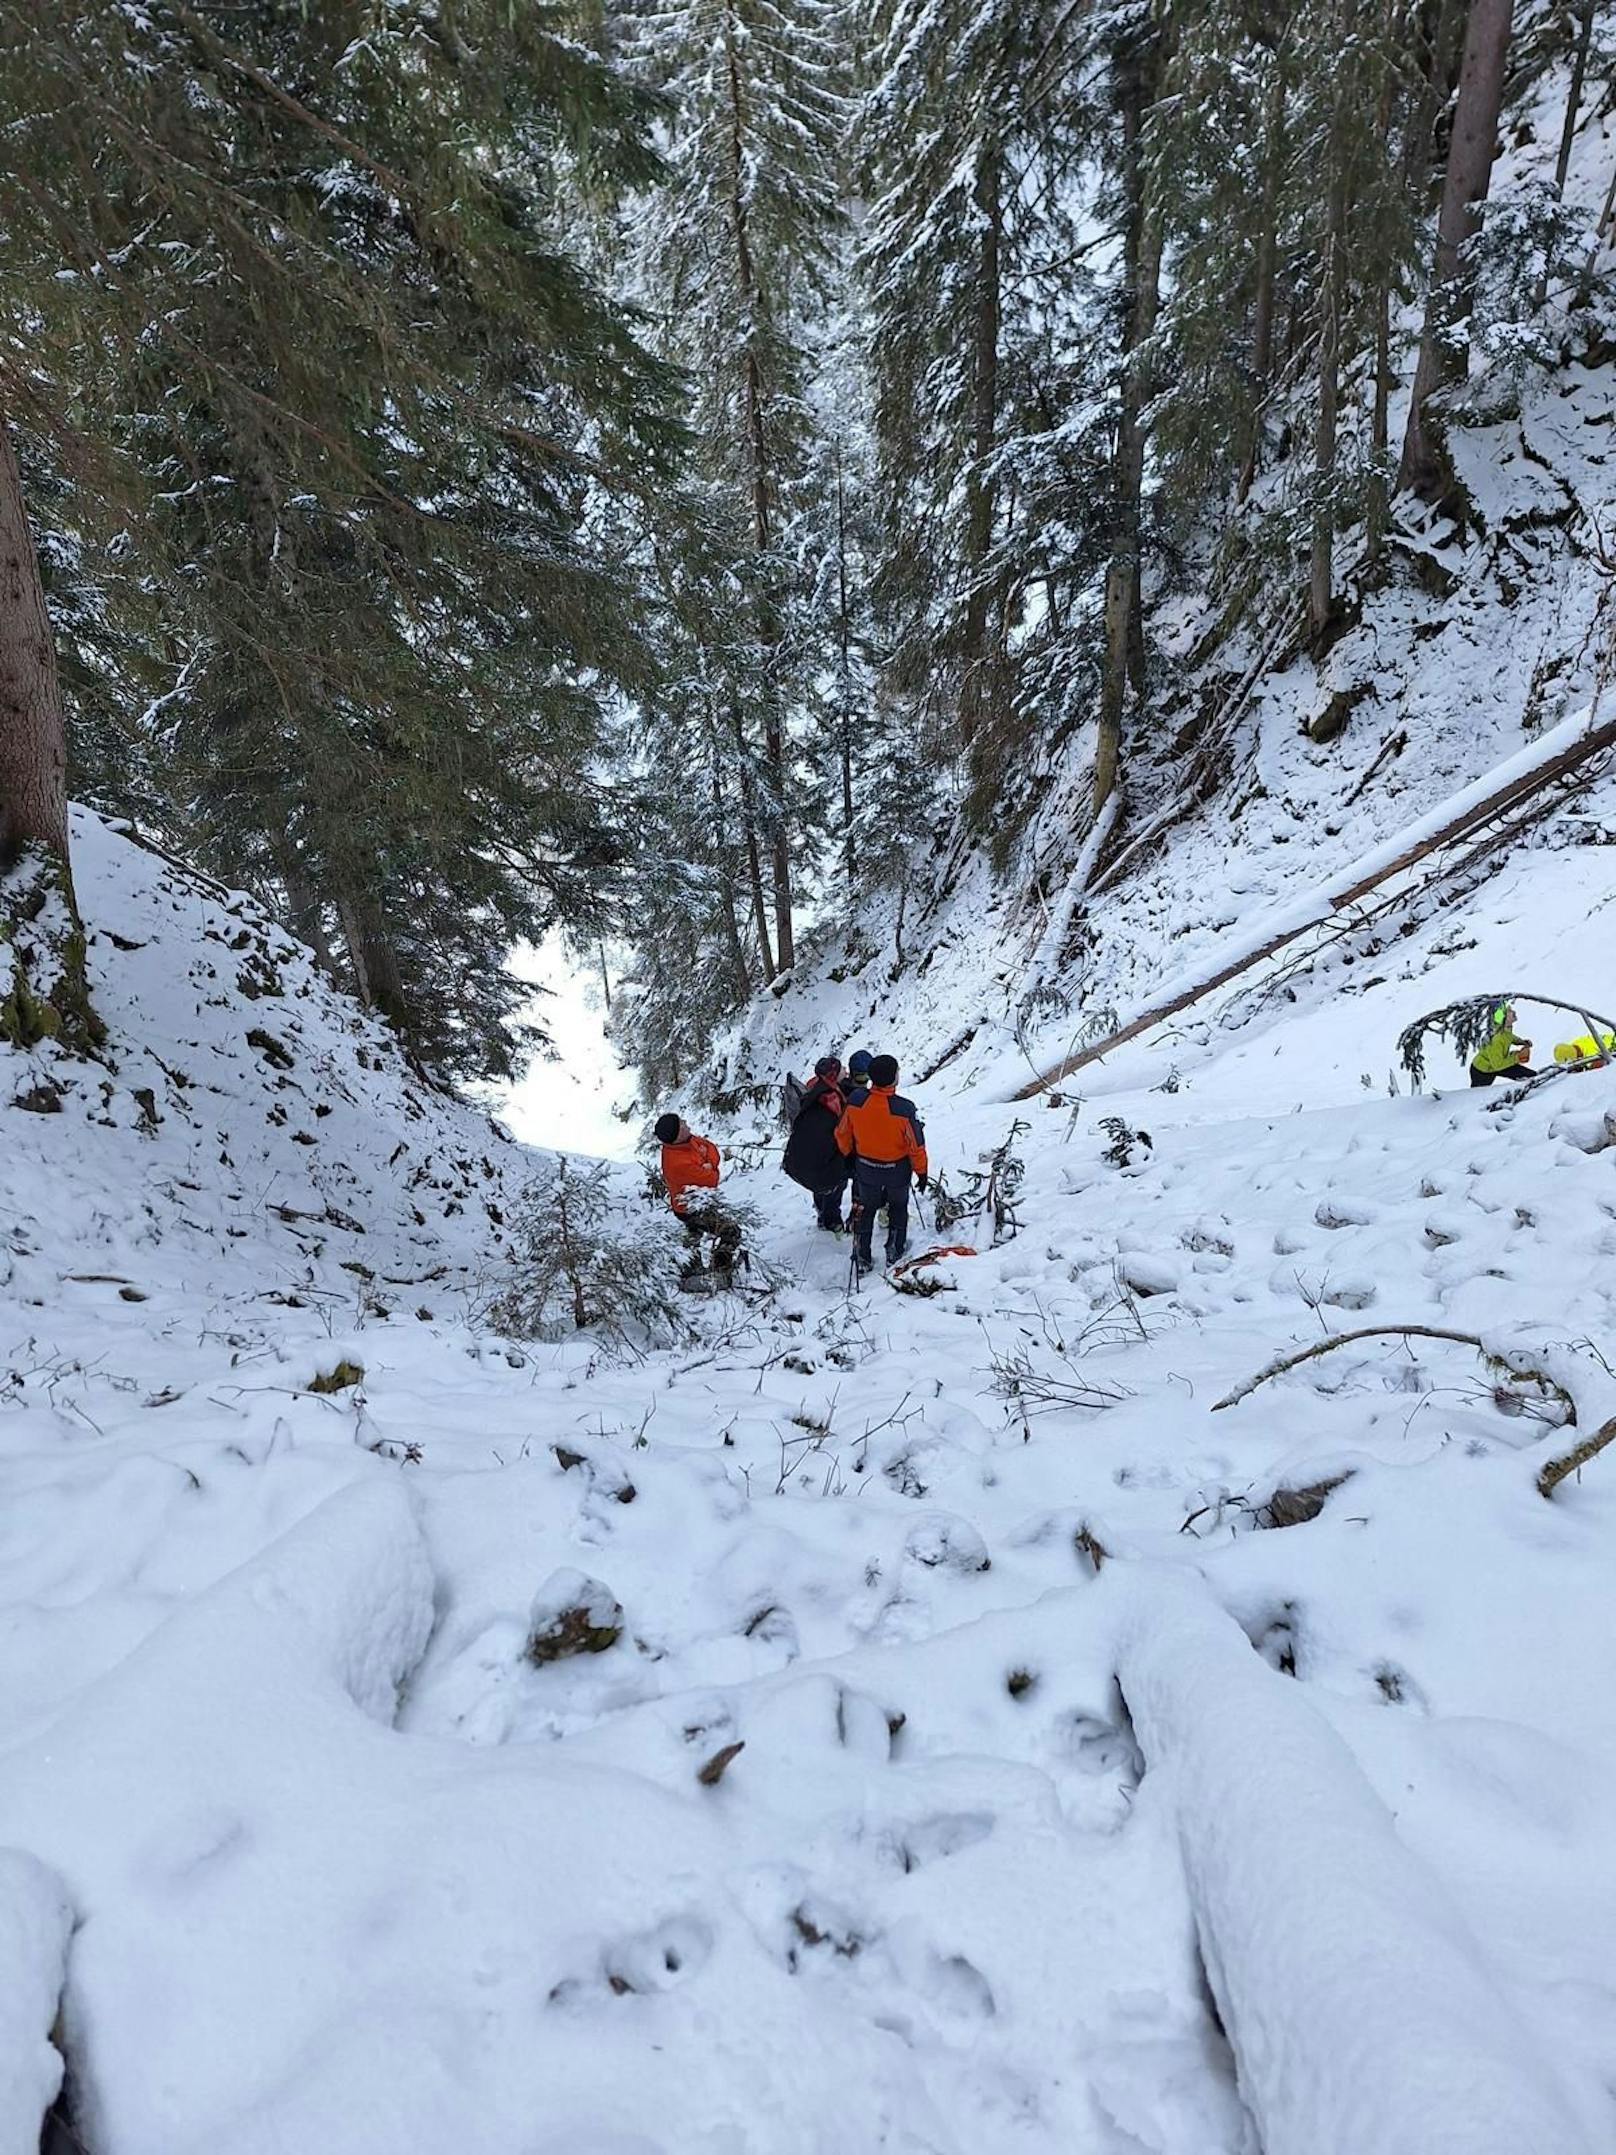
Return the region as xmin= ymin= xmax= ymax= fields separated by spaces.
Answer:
xmin=4 ymin=800 xmax=1616 ymax=2152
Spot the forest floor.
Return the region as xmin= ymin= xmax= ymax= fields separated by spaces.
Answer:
xmin=3 ymin=811 xmax=1616 ymax=2154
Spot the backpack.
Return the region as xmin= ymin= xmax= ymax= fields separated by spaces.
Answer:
xmin=782 ymin=1072 xmax=807 ymax=1128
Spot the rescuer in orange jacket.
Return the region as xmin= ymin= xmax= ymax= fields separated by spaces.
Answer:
xmin=833 ymin=1054 xmax=928 ymax=1273
xmin=654 ymin=1113 xmax=742 ymax=1277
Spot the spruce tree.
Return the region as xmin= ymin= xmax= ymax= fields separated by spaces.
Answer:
xmin=624 ymin=0 xmax=851 ymax=979
xmin=1 ymin=0 xmax=681 ymax=1078
xmin=860 ymin=0 xmax=1101 ymax=830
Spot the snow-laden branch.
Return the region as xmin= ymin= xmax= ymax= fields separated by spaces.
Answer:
xmin=1110 ymin=1566 xmax=1597 ymax=2155
xmin=0 ymin=1850 xmax=73 ymax=2155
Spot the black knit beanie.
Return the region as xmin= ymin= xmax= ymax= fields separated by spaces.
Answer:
xmin=654 ymin=1112 xmax=682 ymax=1143
xmin=869 ymin=1054 xmax=899 ymax=1088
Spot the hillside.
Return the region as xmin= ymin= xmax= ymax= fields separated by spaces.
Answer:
xmin=673 ymin=52 xmax=1616 ymax=1126
xmin=4 ymin=786 xmax=1616 ymax=2152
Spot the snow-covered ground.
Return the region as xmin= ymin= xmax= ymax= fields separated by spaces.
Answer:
xmin=4 ymin=807 xmax=1616 ymax=2152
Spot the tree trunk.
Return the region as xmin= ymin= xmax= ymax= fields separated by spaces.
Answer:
xmin=1404 ymin=0 xmax=1464 ymax=198
xmin=1534 ymin=0 xmax=1595 ymax=306
xmin=1094 ymin=15 xmax=1166 ymax=818
xmin=337 ymin=891 xmax=408 ymax=1029
xmin=723 ymin=1 xmax=794 ymax=974
xmin=1310 ymin=31 xmax=1351 ymax=645
xmin=711 ymin=753 xmax=753 ymax=1004
xmin=729 ymin=697 xmax=776 ymax=983
xmin=0 ymin=413 xmax=100 ymax=1052
xmin=1366 ymin=277 xmax=1394 ymax=564
xmin=960 ymin=140 xmax=1003 ymax=749
xmin=0 ymin=423 xmax=70 ymax=868
xmin=271 ymin=837 xmax=338 ymax=976
xmin=1237 ymin=46 xmax=1290 ymax=502
xmin=834 ymin=451 xmax=857 ymax=893
xmin=1577 ymin=155 xmax=1616 ymax=307
xmin=1400 ymin=0 xmax=1514 ymax=500
xmin=766 ymin=726 xmax=794 ymax=974
xmin=1366 ymin=0 xmax=1400 ymax=567
xmin=1550 ymin=0 xmax=1594 ymax=196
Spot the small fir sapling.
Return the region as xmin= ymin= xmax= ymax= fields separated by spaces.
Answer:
xmin=493 ymin=1156 xmax=695 ymax=1349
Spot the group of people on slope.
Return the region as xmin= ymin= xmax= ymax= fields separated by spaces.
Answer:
xmin=781 ymin=1049 xmax=929 ymax=1275
xmin=651 ymin=1048 xmax=932 ymax=1285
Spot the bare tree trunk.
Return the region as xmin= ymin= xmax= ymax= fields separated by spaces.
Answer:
xmin=1094 ymin=15 xmax=1166 ymax=817
xmin=0 ymin=414 xmax=100 ymax=1051
xmin=765 ymin=722 xmax=794 ymax=975
xmin=723 ymin=2 xmax=794 ymax=974
xmin=1310 ymin=25 xmax=1351 ymax=645
xmin=1577 ymin=155 xmax=1616 ymax=306
xmin=271 ymin=837 xmax=338 ymax=976
xmin=1238 ymin=44 xmax=1290 ymax=503
xmin=729 ymin=697 xmax=775 ymax=983
xmin=0 ymin=423 xmax=70 ymax=867
xmin=711 ymin=753 xmax=753 ymax=1003
xmin=960 ymin=140 xmax=1002 ymax=749
xmin=834 ymin=451 xmax=857 ymax=892
xmin=1366 ymin=0 xmax=1400 ymax=567
xmin=336 ymin=891 xmax=407 ymax=1028
xmin=1366 ymin=278 xmax=1394 ymax=564
xmin=596 ymin=941 xmax=612 ymax=1016
xmin=1551 ymin=0 xmax=1594 ymax=195
xmin=1404 ymin=0 xmax=1464 ymax=197
xmin=1535 ymin=0 xmax=1596 ymax=306
xmin=336 ymin=892 xmax=371 ymax=1005
xmin=1400 ymin=0 xmax=1514 ymax=500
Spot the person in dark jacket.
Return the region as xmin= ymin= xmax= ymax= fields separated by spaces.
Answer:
xmin=834 ymin=1053 xmax=929 ymax=1272
xmin=782 ymin=1056 xmax=851 ymax=1229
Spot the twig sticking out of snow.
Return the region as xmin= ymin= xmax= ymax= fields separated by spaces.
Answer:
xmin=1210 ymin=1323 xmax=1573 ymax=1417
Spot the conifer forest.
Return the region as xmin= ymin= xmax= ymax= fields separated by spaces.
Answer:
xmin=5 ymin=0 xmax=1609 ymax=1093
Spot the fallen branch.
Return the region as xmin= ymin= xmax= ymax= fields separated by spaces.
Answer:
xmin=1212 ymin=1325 xmax=1499 ymax=1411
xmin=1537 ymin=1417 xmax=1616 ymax=1500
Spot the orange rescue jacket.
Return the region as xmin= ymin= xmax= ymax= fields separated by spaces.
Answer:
xmin=661 ymin=1132 xmax=721 ymax=1215
xmin=834 ymin=1084 xmax=928 ymax=1177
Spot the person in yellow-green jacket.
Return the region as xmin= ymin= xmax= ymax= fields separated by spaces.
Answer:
xmin=1470 ymin=1003 xmax=1537 ymax=1087
xmin=1553 ymin=1031 xmax=1616 ymax=1068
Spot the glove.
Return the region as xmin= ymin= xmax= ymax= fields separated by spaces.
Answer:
xmin=917 ymin=1174 xmax=930 ymax=1193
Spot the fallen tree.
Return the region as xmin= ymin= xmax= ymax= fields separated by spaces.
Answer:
xmin=0 ymin=1849 xmax=72 ymax=2155
xmin=1110 ymin=1564 xmax=1597 ymax=2155
xmin=1010 ymin=703 xmax=1616 ymax=1101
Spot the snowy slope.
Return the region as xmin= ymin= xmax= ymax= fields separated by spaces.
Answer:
xmin=5 ymin=811 xmax=1616 ymax=2153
